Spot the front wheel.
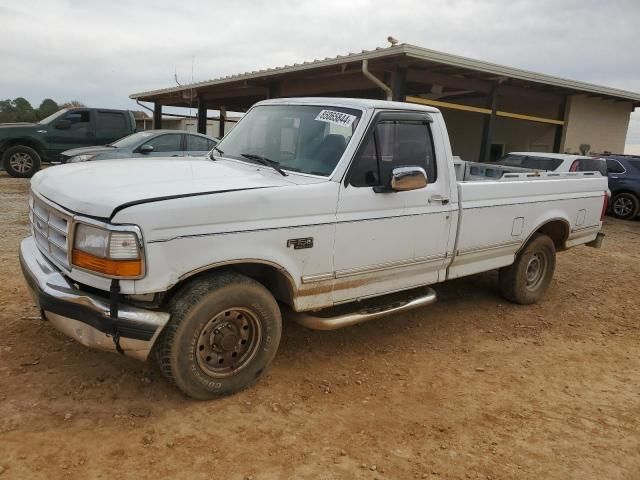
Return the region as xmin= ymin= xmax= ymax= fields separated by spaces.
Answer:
xmin=2 ymin=145 xmax=42 ymax=178
xmin=499 ymin=233 xmax=556 ymax=305
xmin=610 ymin=192 xmax=639 ymax=220
xmin=156 ymin=272 xmax=282 ymax=399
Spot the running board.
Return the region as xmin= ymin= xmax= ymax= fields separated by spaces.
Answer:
xmin=291 ymin=287 xmax=437 ymax=331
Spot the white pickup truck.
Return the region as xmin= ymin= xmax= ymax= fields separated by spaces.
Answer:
xmin=20 ymin=98 xmax=607 ymax=399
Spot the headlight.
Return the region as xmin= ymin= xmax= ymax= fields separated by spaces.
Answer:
xmin=72 ymin=223 xmax=143 ymax=278
xmin=69 ymin=154 xmax=96 ymax=163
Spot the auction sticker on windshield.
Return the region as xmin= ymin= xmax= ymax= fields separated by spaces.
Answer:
xmin=315 ymin=110 xmax=357 ymax=128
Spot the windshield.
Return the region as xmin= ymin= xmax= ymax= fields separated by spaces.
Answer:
xmin=38 ymin=109 xmax=69 ymax=125
xmin=215 ymin=104 xmax=362 ymax=176
xmin=110 ymin=131 xmax=157 ymax=148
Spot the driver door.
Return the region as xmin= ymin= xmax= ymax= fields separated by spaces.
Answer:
xmin=332 ymin=111 xmax=453 ymax=303
xmin=47 ymin=109 xmax=95 ymax=157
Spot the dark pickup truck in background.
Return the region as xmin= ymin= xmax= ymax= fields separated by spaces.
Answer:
xmin=0 ymin=107 xmax=136 ymax=177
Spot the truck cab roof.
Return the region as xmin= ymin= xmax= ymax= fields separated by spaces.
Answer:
xmin=256 ymin=97 xmax=440 ymax=113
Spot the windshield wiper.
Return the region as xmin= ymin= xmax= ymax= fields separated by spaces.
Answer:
xmin=210 ymin=146 xmax=225 ymax=160
xmin=240 ymin=153 xmax=288 ymax=176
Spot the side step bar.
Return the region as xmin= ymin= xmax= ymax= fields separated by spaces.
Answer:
xmin=291 ymin=287 xmax=437 ymax=331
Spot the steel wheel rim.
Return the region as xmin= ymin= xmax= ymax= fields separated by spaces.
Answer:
xmin=9 ymin=152 xmax=34 ymax=174
xmin=525 ymin=251 xmax=548 ymax=291
xmin=195 ymin=307 xmax=262 ymax=378
xmin=613 ymin=197 xmax=633 ymax=217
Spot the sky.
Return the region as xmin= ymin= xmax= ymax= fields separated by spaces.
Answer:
xmin=1 ymin=0 xmax=639 ymax=149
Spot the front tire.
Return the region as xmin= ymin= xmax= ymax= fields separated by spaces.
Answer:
xmin=610 ymin=192 xmax=639 ymax=220
xmin=2 ymin=145 xmax=42 ymax=178
xmin=156 ymin=272 xmax=282 ymax=400
xmin=499 ymin=233 xmax=556 ymax=305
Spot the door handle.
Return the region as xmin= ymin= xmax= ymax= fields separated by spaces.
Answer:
xmin=429 ymin=194 xmax=449 ymax=205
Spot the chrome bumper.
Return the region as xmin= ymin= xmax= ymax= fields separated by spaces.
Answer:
xmin=19 ymin=236 xmax=170 ymax=361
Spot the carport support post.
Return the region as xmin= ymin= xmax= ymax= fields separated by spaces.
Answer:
xmin=553 ymin=97 xmax=568 ymax=153
xmin=153 ymin=102 xmax=162 ymax=129
xmin=479 ymin=84 xmax=499 ymax=162
xmin=197 ymin=97 xmax=208 ymax=134
xmin=219 ymin=107 xmax=226 ymax=138
xmin=391 ymin=67 xmax=407 ymax=102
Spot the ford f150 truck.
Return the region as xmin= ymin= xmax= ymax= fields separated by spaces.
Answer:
xmin=1 ymin=108 xmax=136 ymax=177
xmin=19 ymin=98 xmax=608 ymax=399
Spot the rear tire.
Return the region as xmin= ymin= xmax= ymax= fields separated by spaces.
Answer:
xmin=610 ymin=192 xmax=639 ymax=220
xmin=2 ymin=145 xmax=42 ymax=178
xmin=156 ymin=272 xmax=282 ymax=400
xmin=499 ymin=233 xmax=556 ymax=305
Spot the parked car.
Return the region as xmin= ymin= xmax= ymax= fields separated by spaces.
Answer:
xmin=20 ymin=97 xmax=607 ymax=399
xmin=61 ymin=130 xmax=218 ymax=163
xmin=596 ymin=155 xmax=640 ymax=220
xmin=496 ymin=152 xmax=592 ymax=172
xmin=0 ymin=108 xmax=136 ymax=177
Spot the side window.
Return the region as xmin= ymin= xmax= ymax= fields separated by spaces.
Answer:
xmin=349 ymin=133 xmax=380 ymax=187
xmin=64 ymin=111 xmax=91 ymax=131
xmin=576 ymin=159 xmax=607 ymax=175
xmin=186 ymin=135 xmax=212 ymax=152
xmin=96 ymin=112 xmax=126 ymax=132
xmin=141 ymin=134 xmax=182 ymax=152
xmin=606 ymin=159 xmax=625 ymax=174
xmin=349 ymin=120 xmax=436 ymax=188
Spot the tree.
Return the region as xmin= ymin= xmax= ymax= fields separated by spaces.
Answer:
xmin=0 ymin=99 xmax=16 ymax=122
xmin=60 ymin=100 xmax=86 ymax=108
xmin=13 ymin=97 xmax=37 ymax=122
xmin=37 ymin=98 xmax=59 ymax=120
xmin=0 ymin=97 xmax=37 ymax=122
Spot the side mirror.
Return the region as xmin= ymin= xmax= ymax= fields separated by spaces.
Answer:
xmin=390 ymin=166 xmax=428 ymax=192
xmin=55 ymin=119 xmax=71 ymax=130
xmin=139 ymin=144 xmax=154 ymax=154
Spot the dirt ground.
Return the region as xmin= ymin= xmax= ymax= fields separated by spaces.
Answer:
xmin=0 ymin=171 xmax=638 ymax=480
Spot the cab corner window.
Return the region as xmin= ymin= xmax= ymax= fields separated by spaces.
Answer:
xmin=349 ymin=119 xmax=436 ymax=188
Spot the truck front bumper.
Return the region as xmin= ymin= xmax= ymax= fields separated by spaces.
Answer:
xmin=19 ymin=237 xmax=170 ymax=361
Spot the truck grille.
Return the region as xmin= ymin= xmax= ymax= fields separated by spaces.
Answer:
xmin=29 ymin=194 xmax=71 ymax=268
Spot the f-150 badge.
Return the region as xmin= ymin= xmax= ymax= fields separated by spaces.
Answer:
xmin=287 ymin=238 xmax=313 ymax=249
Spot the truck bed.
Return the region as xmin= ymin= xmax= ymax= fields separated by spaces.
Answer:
xmin=446 ymin=167 xmax=607 ymax=279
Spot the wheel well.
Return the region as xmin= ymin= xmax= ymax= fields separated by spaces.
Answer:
xmin=1 ymin=138 xmax=45 ymax=159
xmin=535 ymin=219 xmax=570 ymax=250
xmin=162 ymin=262 xmax=296 ymax=309
xmin=611 ymin=190 xmax=640 ymax=200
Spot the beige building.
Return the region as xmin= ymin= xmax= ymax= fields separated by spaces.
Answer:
xmin=135 ymin=113 xmax=242 ymax=138
xmin=130 ymin=44 xmax=640 ymax=161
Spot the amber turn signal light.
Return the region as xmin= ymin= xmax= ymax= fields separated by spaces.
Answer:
xmin=72 ymin=249 xmax=142 ymax=277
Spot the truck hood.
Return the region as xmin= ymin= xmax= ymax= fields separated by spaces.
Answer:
xmin=0 ymin=123 xmax=38 ymax=137
xmin=0 ymin=122 xmax=37 ymax=128
xmin=31 ymin=158 xmax=295 ymax=219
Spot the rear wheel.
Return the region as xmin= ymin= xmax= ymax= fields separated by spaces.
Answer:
xmin=499 ymin=233 xmax=556 ymax=305
xmin=610 ymin=192 xmax=639 ymax=220
xmin=2 ymin=145 xmax=42 ymax=178
xmin=156 ymin=272 xmax=282 ymax=399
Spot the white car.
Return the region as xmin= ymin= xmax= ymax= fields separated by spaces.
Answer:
xmin=496 ymin=152 xmax=593 ymax=172
xmin=20 ymin=98 xmax=608 ymax=399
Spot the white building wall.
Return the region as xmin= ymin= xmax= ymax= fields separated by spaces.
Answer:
xmin=562 ymin=95 xmax=634 ymax=154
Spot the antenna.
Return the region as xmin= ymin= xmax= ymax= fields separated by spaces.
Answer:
xmin=190 ymin=56 xmax=195 ymax=115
